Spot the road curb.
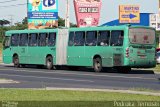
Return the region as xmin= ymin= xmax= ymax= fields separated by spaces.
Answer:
xmin=154 ymin=72 xmax=160 ymax=74
xmin=45 ymin=88 xmax=160 ymax=96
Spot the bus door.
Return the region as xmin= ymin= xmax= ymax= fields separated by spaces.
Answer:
xmin=3 ymin=36 xmax=12 ymax=64
xmin=85 ymin=31 xmax=98 ymax=66
xmin=10 ymin=34 xmax=20 ymax=64
xmin=67 ymin=31 xmax=85 ymax=66
xmin=56 ymin=29 xmax=69 ymax=65
xmin=110 ymin=30 xmax=124 ymax=67
xmin=19 ymin=34 xmax=28 ymax=64
xmin=28 ymin=33 xmax=39 ymax=64
xmin=37 ymin=33 xmax=49 ymax=64
xmin=97 ymin=31 xmax=113 ymax=67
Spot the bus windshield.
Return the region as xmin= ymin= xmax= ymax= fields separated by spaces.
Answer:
xmin=129 ymin=28 xmax=155 ymax=45
xmin=3 ymin=37 xmax=10 ymax=48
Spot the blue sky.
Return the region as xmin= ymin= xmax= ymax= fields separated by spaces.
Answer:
xmin=0 ymin=0 xmax=158 ymax=25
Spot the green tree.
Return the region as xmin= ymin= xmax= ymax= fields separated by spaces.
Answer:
xmin=58 ymin=16 xmax=77 ymax=27
xmin=58 ymin=16 xmax=65 ymax=27
xmin=0 ymin=19 xmax=10 ymax=27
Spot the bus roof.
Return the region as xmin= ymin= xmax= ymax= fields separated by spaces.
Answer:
xmin=69 ymin=25 xmax=155 ymax=31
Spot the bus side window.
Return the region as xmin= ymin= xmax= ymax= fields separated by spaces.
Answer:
xmin=48 ymin=33 xmax=56 ymax=46
xmin=38 ymin=33 xmax=47 ymax=46
xmin=29 ymin=33 xmax=38 ymax=46
xmin=74 ymin=31 xmax=85 ymax=46
xmin=68 ymin=32 xmax=74 ymax=46
xmin=19 ymin=33 xmax=28 ymax=46
xmin=11 ymin=34 xmax=19 ymax=46
xmin=98 ymin=31 xmax=110 ymax=46
xmin=110 ymin=31 xmax=124 ymax=46
xmin=86 ymin=31 xmax=97 ymax=46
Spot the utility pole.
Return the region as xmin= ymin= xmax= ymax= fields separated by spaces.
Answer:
xmin=158 ymin=0 xmax=160 ymax=48
xmin=65 ymin=0 xmax=70 ymax=28
xmin=159 ymin=0 xmax=160 ymax=17
xmin=9 ymin=15 xmax=13 ymax=26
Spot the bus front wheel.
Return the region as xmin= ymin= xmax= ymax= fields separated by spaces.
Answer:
xmin=46 ymin=56 xmax=53 ymax=70
xmin=13 ymin=55 xmax=19 ymax=68
xmin=93 ymin=57 xmax=102 ymax=72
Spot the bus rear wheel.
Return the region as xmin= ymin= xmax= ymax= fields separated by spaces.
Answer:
xmin=93 ymin=57 xmax=102 ymax=72
xmin=46 ymin=56 xmax=53 ymax=70
xmin=13 ymin=55 xmax=19 ymax=68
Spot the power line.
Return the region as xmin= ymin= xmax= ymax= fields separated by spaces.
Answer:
xmin=0 ymin=3 xmax=27 ymax=8
xmin=0 ymin=15 xmax=12 ymax=17
xmin=0 ymin=0 xmax=18 ymax=4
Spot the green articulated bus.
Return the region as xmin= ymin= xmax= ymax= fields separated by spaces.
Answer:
xmin=3 ymin=25 xmax=156 ymax=73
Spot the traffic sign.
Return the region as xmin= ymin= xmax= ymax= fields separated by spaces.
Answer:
xmin=119 ymin=5 xmax=140 ymax=23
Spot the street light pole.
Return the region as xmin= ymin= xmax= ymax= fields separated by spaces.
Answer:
xmin=9 ymin=15 xmax=13 ymax=26
xmin=65 ymin=0 xmax=70 ymax=28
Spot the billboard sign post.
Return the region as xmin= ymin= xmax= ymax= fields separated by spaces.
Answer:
xmin=27 ymin=0 xmax=58 ymax=29
xmin=119 ymin=5 xmax=140 ymax=23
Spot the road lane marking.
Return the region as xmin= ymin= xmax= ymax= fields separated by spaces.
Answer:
xmin=0 ymin=73 xmax=94 ymax=83
xmin=0 ymin=68 xmax=158 ymax=81
xmin=0 ymin=69 xmax=27 ymax=72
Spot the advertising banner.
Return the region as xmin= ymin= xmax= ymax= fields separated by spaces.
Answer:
xmin=74 ymin=0 xmax=102 ymax=27
xmin=119 ymin=5 xmax=140 ymax=23
xmin=28 ymin=0 xmax=58 ymax=29
xmin=150 ymin=14 xmax=156 ymax=29
xmin=149 ymin=14 xmax=160 ymax=31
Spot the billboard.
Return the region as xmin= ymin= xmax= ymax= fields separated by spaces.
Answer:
xmin=74 ymin=0 xmax=102 ymax=27
xmin=27 ymin=0 xmax=58 ymax=29
xmin=150 ymin=14 xmax=160 ymax=31
xmin=119 ymin=5 xmax=140 ymax=23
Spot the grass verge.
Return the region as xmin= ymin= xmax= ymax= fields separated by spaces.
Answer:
xmin=0 ymin=43 xmax=2 ymax=63
xmin=0 ymin=89 xmax=159 ymax=107
xmin=154 ymin=64 xmax=160 ymax=72
xmin=0 ymin=89 xmax=159 ymax=101
xmin=130 ymin=87 xmax=160 ymax=93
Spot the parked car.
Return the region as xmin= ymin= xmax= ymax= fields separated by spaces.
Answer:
xmin=157 ymin=51 xmax=160 ymax=64
xmin=156 ymin=48 xmax=160 ymax=52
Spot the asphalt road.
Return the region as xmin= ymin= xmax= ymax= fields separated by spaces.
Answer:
xmin=0 ymin=64 xmax=159 ymax=90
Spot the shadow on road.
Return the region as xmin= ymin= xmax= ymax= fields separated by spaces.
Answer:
xmin=4 ymin=65 xmax=155 ymax=75
xmin=128 ymin=69 xmax=155 ymax=74
xmin=102 ymin=68 xmax=155 ymax=74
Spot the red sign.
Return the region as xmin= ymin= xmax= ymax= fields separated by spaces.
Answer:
xmin=74 ymin=0 xmax=102 ymax=27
